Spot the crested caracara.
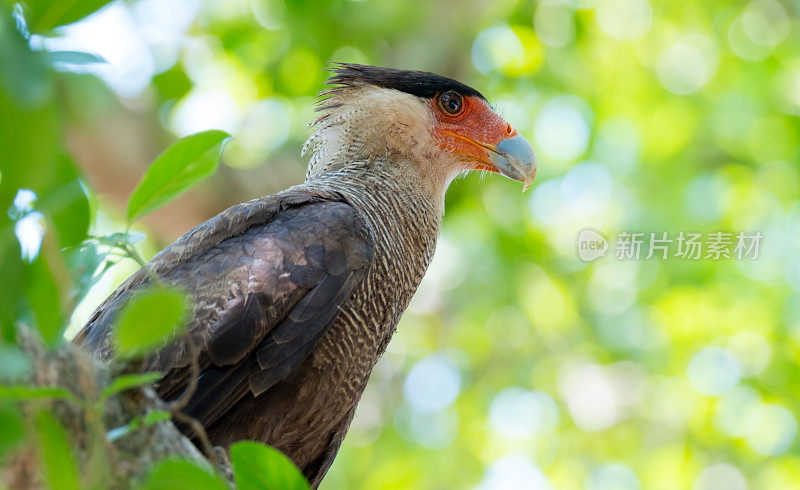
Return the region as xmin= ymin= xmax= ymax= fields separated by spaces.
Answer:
xmin=75 ymin=64 xmax=536 ymax=487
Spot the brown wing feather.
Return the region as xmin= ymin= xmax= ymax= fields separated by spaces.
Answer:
xmin=74 ymin=185 xmax=342 ymax=356
xmin=74 ymin=190 xmax=373 ymax=433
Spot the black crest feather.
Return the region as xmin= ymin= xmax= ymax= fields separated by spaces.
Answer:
xmin=326 ymin=63 xmax=485 ymax=100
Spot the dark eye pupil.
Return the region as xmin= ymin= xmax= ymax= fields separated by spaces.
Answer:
xmin=440 ymin=92 xmax=462 ymax=114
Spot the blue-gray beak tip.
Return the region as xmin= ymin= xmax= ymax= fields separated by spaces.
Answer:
xmin=489 ymin=134 xmax=537 ymax=191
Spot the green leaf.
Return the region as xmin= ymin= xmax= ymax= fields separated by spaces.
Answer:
xmin=23 ymin=0 xmax=116 ymax=32
xmin=15 ymin=156 xmax=87 ymax=346
xmin=126 ymin=130 xmax=230 ymax=223
xmin=139 ymin=459 xmax=228 ymax=490
xmin=0 ymin=402 xmax=24 ymax=460
xmin=66 ymin=242 xmax=108 ymax=304
xmin=35 ymin=410 xmax=79 ymax=490
xmin=231 ymin=441 xmax=311 ymax=490
xmin=46 ymin=50 xmax=105 ymax=66
xmin=151 ymin=63 xmax=192 ymax=101
xmin=0 ymin=6 xmax=53 ymax=108
xmin=0 ymin=385 xmax=77 ymax=401
xmin=101 ymin=372 xmax=162 ymax=400
xmin=24 ymin=249 xmax=66 ymax=346
xmin=0 ymin=229 xmax=23 ymax=341
xmin=142 ymin=409 xmax=171 ymax=425
xmin=113 ymin=288 xmax=188 ymax=358
xmin=38 ymin=153 xmax=91 ymax=248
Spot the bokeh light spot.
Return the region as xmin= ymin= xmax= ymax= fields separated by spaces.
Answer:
xmin=489 ymin=387 xmax=559 ymax=439
xmin=534 ymin=0 xmax=576 ymax=47
xmin=684 ymin=172 xmax=729 ymax=223
xmin=742 ymin=0 xmax=790 ymax=48
xmin=533 ymin=95 xmax=592 ymax=163
xmin=656 ymin=36 xmax=718 ymax=95
xmin=403 ymin=354 xmax=461 ymax=413
xmin=477 ymin=454 xmax=552 ymax=490
xmin=394 ymin=405 xmax=459 ymax=449
xmin=714 ymin=386 xmax=761 ymax=437
xmin=170 ymin=88 xmax=241 ymax=136
xmin=587 ymin=463 xmax=641 ymax=490
xmin=250 ymin=0 xmax=287 ymax=30
xmin=595 ymin=0 xmax=652 ymax=41
xmin=694 ymin=464 xmax=748 ymax=490
xmin=224 ymin=98 xmax=292 ymax=168
xmin=485 ymin=306 xmax=531 ymax=349
xmin=687 ymin=346 xmax=742 ymax=396
xmin=728 ymin=15 xmax=771 ymax=61
xmin=558 ymin=363 xmax=620 ymax=431
xmin=472 ymin=25 xmax=525 ymax=75
xmin=15 ymin=213 xmax=45 ymax=262
xmin=727 ymin=332 xmax=771 ymax=376
xmin=39 ymin=3 xmax=154 ymax=97
xmin=745 ymin=403 xmax=797 ymax=456
xmin=591 ymin=117 xmax=640 ymax=177
xmin=774 ymin=68 xmax=800 ymax=116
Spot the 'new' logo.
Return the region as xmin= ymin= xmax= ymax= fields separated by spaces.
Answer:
xmin=576 ymin=228 xmax=608 ymax=262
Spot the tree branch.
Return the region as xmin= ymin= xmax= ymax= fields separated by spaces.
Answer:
xmin=2 ymin=327 xmax=214 ymax=489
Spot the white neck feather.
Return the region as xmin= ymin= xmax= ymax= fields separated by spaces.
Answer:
xmin=302 ymin=86 xmax=464 ymax=203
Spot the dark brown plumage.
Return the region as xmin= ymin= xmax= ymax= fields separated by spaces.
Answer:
xmin=75 ymin=64 xmax=536 ymax=487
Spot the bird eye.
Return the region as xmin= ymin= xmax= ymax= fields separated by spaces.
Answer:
xmin=438 ymin=91 xmax=464 ymax=116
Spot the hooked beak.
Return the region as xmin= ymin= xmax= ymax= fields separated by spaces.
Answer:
xmin=443 ymin=129 xmax=538 ymax=192
xmin=487 ymin=133 xmax=537 ymax=192
xmin=434 ymin=95 xmax=537 ymax=191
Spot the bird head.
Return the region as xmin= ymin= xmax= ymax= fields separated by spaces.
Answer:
xmin=304 ymin=63 xmax=536 ymax=194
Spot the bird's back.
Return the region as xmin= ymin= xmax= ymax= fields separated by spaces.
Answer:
xmin=75 ymin=166 xmax=442 ymax=486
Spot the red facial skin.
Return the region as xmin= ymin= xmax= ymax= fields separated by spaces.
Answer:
xmin=432 ymin=95 xmax=517 ymax=173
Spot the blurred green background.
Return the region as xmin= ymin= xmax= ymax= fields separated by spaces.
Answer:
xmin=3 ymin=0 xmax=800 ymax=488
